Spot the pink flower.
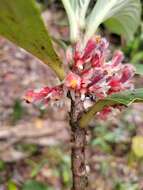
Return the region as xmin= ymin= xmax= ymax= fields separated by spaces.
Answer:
xmin=49 ymin=86 xmax=64 ymax=101
xmin=66 ymin=47 xmax=73 ymax=63
xmin=112 ymin=50 xmax=124 ymax=67
xmin=24 ymin=87 xmax=51 ymax=103
xmin=120 ymin=64 xmax=135 ymax=83
xmin=108 ymin=76 xmax=122 ymax=94
xmin=64 ymin=72 xmax=81 ymax=90
xmin=25 ymin=36 xmax=135 ymax=119
xmin=82 ymin=39 xmax=96 ymax=60
xmin=98 ymin=107 xmax=112 ymax=120
xmin=91 ymin=53 xmax=101 ymax=67
xmin=65 ymin=37 xmax=135 ymax=117
xmin=74 ymin=59 xmax=84 ymax=70
xmin=24 ymin=86 xmax=63 ymax=105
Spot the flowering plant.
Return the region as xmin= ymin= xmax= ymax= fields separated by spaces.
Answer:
xmin=0 ymin=0 xmax=142 ymax=189
xmin=24 ymin=36 xmax=135 ymax=120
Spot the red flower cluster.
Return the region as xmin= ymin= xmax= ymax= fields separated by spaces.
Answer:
xmin=24 ymin=36 xmax=135 ymax=118
xmin=24 ymin=86 xmax=63 ymax=105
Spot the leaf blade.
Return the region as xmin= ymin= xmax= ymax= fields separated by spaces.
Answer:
xmin=133 ymin=63 xmax=143 ymax=75
xmin=0 ymin=0 xmax=65 ymax=80
xmin=79 ymin=88 xmax=143 ymax=128
xmin=85 ymin=0 xmax=141 ymax=41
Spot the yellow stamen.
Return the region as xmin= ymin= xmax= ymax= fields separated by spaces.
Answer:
xmin=95 ymin=36 xmax=101 ymax=44
xmin=70 ymin=79 xmax=78 ymax=88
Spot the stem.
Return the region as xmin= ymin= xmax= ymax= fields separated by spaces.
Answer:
xmin=70 ymin=100 xmax=88 ymax=190
xmin=71 ymin=123 xmax=88 ymax=190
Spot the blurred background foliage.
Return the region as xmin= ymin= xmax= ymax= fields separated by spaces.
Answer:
xmin=0 ymin=0 xmax=143 ymax=190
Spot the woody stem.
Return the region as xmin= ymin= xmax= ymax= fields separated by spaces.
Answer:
xmin=70 ymin=100 xmax=88 ymax=190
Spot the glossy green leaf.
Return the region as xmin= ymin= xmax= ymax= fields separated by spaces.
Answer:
xmin=85 ymin=0 xmax=141 ymax=42
xmin=80 ymin=88 xmax=143 ymax=128
xmin=0 ymin=0 xmax=65 ymax=80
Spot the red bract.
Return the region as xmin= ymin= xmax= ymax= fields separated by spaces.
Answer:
xmin=25 ymin=36 xmax=135 ymax=118
xmin=112 ymin=50 xmax=124 ymax=67
xmin=82 ymin=39 xmax=96 ymax=60
xmin=120 ymin=64 xmax=135 ymax=83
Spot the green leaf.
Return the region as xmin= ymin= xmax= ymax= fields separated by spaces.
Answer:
xmin=78 ymin=0 xmax=90 ymax=29
xmin=61 ymin=0 xmax=79 ymax=42
xmin=61 ymin=0 xmax=90 ymax=41
xmin=0 ymin=0 xmax=65 ymax=80
xmin=12 ymin=99 xmax=24 ymax=123
xmin=131 ymin=52 xmax=143 ymax=64
xmin=133 ymin=63 xmax=143 ymax=75
xmin=30 ymin=160 xmax=48 ymax=178
xmin=115 ymin=182 xmax=139 ymax=190
xmin=69 ymin=0 xmax=78 ymax=10
xmin=85 ymin=0 xmax=141 ymax=42
xmin=0 ymin=160 xmax=6 ymax=171
xmin=132 ymin=136 xmax=143 ymax=158
xmin=79 ymin=88 xmax=143 ymax=128
xmin=8 ymin=181 xmax=17 ymax=190
xmin=22 ymin=180 xmax=49 ymax=190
